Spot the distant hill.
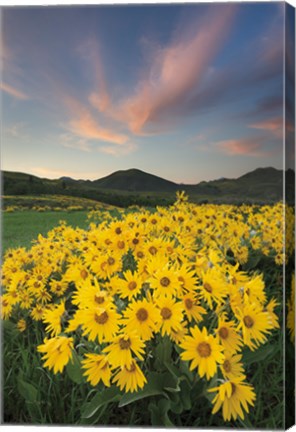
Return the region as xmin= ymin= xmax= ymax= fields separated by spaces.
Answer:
xmin=2 ymin=167 xmax=295 ymax=207
xmin=92 ymin=168 xmax=178 ymax=192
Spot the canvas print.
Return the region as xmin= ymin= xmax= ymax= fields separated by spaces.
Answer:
xmin=0 ymin=1 xmax=295 ymax=429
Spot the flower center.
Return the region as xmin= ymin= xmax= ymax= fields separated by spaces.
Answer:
xmin=132 ymin=238 xmax=139 ymax=245
xmin=160 ymin=277 xmax=170 ymax=287
xmin=119 ymin=338 xmax=131 ymax=350
xmin=243 ymin=315 xmax=254 ymax=328
xmin=94 ymin=294 xmax=105 ymax=304
xmin=94 ymin=311 xmax=108 ymax=325
xmin=115 ymin=227 xmax=122 ymax=235
xmin=219 ymin=327 xmax=229 ymax=339
xmin=223 ymin=359 xmax=231 ymax=373
xmin=231 ymin=382 xmax=236 ymax=395
xmin=136 ymin=307 xmax=149 ymax=322
xmin=80 ymin=269 xmax=88 ymax=280
xmin=161 ymin=307 xmax=172 ymax=320
xmin=107 ymin=257 xmax=115 ymax=266
xmin=185 ymin=298 xmax=193 ymax=310
xmin=204 ymin=283 xmax=212 ymax=293
xmin=125 ymin=363 xmax=136 ymax=372
xmin=137 ymin=251 xmax=144 ymax=258
xmin=197 ymin=342 xmax=212 ymax=357
xmin=128 ymin=281 xmax=137 ymax=291
xmin=164 ymin=226 xmax=170 ymax=232
xmin=117 ymin=241 xmax=125 ymax=249
xmin=2 ymin=299 xmax=8 ymax=307
xmin=149 ymin=246 xmax=157 ymax=255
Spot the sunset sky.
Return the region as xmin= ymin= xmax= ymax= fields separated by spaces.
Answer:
xmin=1 ymin=2 xmax=291 ymax=183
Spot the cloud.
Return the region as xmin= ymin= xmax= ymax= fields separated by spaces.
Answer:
xmin=99 ymin=142 xmax=137 ymax=157
xmin=112 ymin=5 xmax=237 ymax=133
xmin=4 ymin=122 xmax=27 ymax=137
xmin=30 ymin=166 xmax=102 ymax=180
xmin=77 ymin=38 xmax=111 ymax=113
xmin=249 ymin=117 xmax=283 ymax=138
xmin=216 ymin=136 xmax=271 ymax=157
xmin=60 ymin=94 xmax=129 ymax=146
xmin=1 ymin=82 xmax=29 ymax=100
xmin=67 ymin=110 xmax=128 ymax=145
xmin=59 ymin=133 xmax=92 ymax=152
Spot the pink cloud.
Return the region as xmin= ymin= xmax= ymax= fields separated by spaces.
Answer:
xmin=113 ymin=6 xmax=236 ymax=133
xmin=77 ymin=39 xmax=111 ymax=113
xmin=249 ymin=117 xmax=283 ymax=138
xmin=216 ymin=137 xmax=270 ymax=157
xmin=61 ymin=95 xmax=128 ymax=146
xmin=1 ymin=82 xmax=28 ymax=100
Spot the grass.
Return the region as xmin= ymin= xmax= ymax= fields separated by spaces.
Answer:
xmin=1 ymin=211 xmax=90 ymax=253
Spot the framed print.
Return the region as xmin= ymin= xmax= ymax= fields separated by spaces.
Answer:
xmin=1 ymin=1 xmax=295 ymax=429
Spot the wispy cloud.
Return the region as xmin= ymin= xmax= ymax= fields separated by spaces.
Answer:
xmin=60 ymin=94 xmax=129 ymax=146
xmin=1 ymin=82 xmax=29 ymax=100
xmin=99 ymin=142 xmax=137 ymax=157
xmin=111 ymin=5 xmax=237 ymax=133
xmin=30 ymin=166 xmax=103 ymax=180
xmin=249 ymin=117 xmax=283 ymax=138
xmin=4 ymin=122 xmax=27 ymax=137
xmin=77 ymin=39 xmax=111 ymax=114
xmin=215 ymin=137 xmax=271 ymax=157
xmin=59 ymin=133 xmax=92 ymax=152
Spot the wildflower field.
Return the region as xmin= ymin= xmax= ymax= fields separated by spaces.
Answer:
xmin=1 ymin=193 xmax=295 ymax=427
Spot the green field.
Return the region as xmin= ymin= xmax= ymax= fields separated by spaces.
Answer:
xmin=2 ymin=211 xmax=90 ymax=252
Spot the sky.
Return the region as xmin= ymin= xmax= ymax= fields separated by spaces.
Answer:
xmin=0 ymin=1 xmax=293 ymax=184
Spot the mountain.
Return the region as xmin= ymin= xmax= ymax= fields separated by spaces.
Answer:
xmin=2 ymin=167 xmax=294 ymax=206
xmin=92 ymin=168 xmax=178 ymax=192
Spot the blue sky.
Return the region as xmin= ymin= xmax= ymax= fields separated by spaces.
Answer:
xmin=1 ymin=2 xmax=291 ymax=183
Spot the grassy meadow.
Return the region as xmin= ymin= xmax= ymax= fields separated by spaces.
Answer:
xmin=1 ymin=194 xmax=294 ymax=427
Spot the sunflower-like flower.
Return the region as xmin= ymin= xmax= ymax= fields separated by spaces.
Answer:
xmin=42 ymin=300 xmax=65 ymax=336
xmin=216 ymin=314 xmax=243 ymax=353
xmin=37 ymin=336 xmax=73 ymax=374
xmin=103 ymin=331 xmax=145 ymax=368
xmin=116 ymin=270 xmax=144 ymax=300
xmin=112 ymin=360 xmax=147 ymax=393
xmin=121 ymin=298 xmax=161 ymax=341
xmin=182 ymin=292 xmax=206 ymax=323
xmin=156 ymin=296 xmax=184 ymax=338
xmin=81 ymin=353 xmax=111 ymax=387
xmin=208 ymin=376 xmax=256 ymax=421
xmin=180 ymin=326 xmax=224 ymax=380
xmin=220 ymin=352 xmax=245 ymax=380
xmin=236 ymin=301 xmax=273 ymax=350
xmin=79 ymin=304 xmax=120 ymax=343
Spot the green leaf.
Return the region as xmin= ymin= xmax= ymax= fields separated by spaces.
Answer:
xmin=155 ymin=336 xmax=172 ymax=365
xmin=17 ymin=376 xmax=38 ymax=402
xmin=242 ymin=344 xmax=275 ymax=365
xmin=148 ymin=398 xmax=175 ymax=427
xmin=179 ymin=380 xmax=192 ymax=410
xmin=81 ymin=386 xmax=121 ymax=419
xmin=243 ymin=253 xmax=261 ymax=270
xmin=179 ymin=360 xmax=194 ymax=382
xmin=66 ymin=351 xmax=83 ymax=384
xmin=118 ymin=371 xmax=169 ymax=407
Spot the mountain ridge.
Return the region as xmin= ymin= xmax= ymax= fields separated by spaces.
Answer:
xmin=2 ymin=166 xmax=295 ymax=206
